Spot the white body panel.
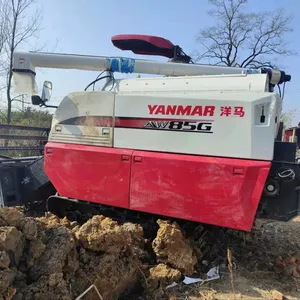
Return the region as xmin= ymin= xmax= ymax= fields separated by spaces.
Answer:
xmin=114 ymin=92 xmax=279 ymax=160
xmin=48 ymin=74 xmax=281 ymax=161
xmin=114 ymin=73 xmax=268 ymax=93
xmin=49 ymin=92 xmax=114 ymax=147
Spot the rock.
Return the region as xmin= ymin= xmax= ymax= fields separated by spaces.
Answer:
xmin=0 ymin=208 xmax=39 ymax=241
xmin=60 ymin=217 xmax=70 ymax=228
xmin=20 ymin=218 xmax=38 ymax=240
xmin=71 ymin=225 xmax=81 ymax=235
xmin=0 ymin=251 xmax=10 ymax=269
xmin=0 ymin=227 xmax=24 ymax=266
xmin=0 ymin=218 xmax=6 ymax=227
xmin=271 ymin=290 xmax=284 ymax=300
xmin=75 ymin=215 xmax=144 ymax=255
xmin=28 ymin=226 xmax=77 ymax=281
xmin=27 ymin=238 xmax=46 ymax=268
xmin=152 ymin=220 xmax=197 ymax=275
xmin=73 ymin=253 xmax=139 ymax=300
xmin=17 ymin=273 xmax=72 ymax=300
xmin=37 ymin=213 xmax=62 ymax=228
xmin=63 ymin=247 xmax=79 ymax=275
xmin=0 ymin=268 xmax=17 ymax=295
xmin=78 ymin=248 xmax=90 ymax=264
xmin=123 ymin=222 xmax=145 ymax=244
xmin=148 ymin=264 xmax=182 ymax=289
xmin=0 ymin=207 xmax=25 ymax=227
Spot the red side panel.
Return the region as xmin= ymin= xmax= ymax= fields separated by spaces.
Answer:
xmin=130 ymin=151 xmax=271 ymax=231
xmin=44 ymin=142 xmax=132 ymax=209
xmin=44 ymin=142 xmax=270 ymax=231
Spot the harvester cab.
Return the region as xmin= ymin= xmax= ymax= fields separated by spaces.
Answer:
xmin=11 ymin=34 xmax=298 ymax=232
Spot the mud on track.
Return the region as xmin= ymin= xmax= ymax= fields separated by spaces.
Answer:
xmin=0 ymin=207 xmax=299 ymax=300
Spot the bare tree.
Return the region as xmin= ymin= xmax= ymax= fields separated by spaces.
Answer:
xmin=0 ymin=0 xmax=9 ymax=90
xmin=0 ymin=1 xmax=8 ymax=58
xmin=196 ymin=0 xmax=295 ymax=68
xmin=3 ymin=0 xmax=42 ymax=124
xmin=280 ymin=109 xmax=299 ymax=130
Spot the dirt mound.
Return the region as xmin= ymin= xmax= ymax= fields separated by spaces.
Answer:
xmin=1 ymin=207 xmax=298 ymax=299
xmin=152 ymin=220 xmax=198 ymax=276
xmin=0 ymin=208 xmax=200 ymax=299
xmin=148 ymin=264 xmax=182 ymax=289
xmin=0 ymin=208 xmax=142 ymax=299
xmin=75 ymin=215 xmax=144 ymax=255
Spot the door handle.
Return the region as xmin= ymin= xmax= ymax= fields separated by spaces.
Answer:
xmin=134 ymin=156 xmax=142 ymax=163
xmin=121 ymin=155 xmax=130 ymax=161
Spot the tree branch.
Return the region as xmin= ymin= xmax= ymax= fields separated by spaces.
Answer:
xmin=195 ymin=0 xmax=295 ymax=68
xmin=1 ymin=0 xmax=43 ymax=124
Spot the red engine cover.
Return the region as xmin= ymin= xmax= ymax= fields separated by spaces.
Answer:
xmin=111 ymin=34 xmax=175 ymax=58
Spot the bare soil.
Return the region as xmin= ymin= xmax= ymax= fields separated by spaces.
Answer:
xmin=0 ymin=206 xmax=299 ymax=300
xmin=168 ymin=217 xmax=300 ymax=300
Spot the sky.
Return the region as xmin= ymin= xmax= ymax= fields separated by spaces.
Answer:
xmin=10 ymin=0 xmax=300 ymax=124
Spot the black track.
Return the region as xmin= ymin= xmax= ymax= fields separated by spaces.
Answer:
xmin=45 ymin=194 xmax=220 ymax=243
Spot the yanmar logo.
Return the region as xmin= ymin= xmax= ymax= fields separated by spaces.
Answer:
xmin=148 ymin=105 xmax=215 ymax=116
xmin=144 ymin=120 xmax=213 ymax=133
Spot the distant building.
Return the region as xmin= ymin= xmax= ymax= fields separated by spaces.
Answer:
xmin=283 ymin=125 xmax=300 ymax=147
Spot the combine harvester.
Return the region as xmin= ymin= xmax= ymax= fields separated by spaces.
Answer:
xmin=11 ymin=34 xmax=298 ymax=231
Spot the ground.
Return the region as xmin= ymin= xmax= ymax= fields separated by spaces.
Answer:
xmin=0 ymin=207 xmax=299 ymax=300
xmin=169 ymin=218 xmax=300 ymax=300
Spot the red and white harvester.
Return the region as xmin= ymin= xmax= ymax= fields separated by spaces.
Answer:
xmin=12 ymin=34 xmax=297 ymax=231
